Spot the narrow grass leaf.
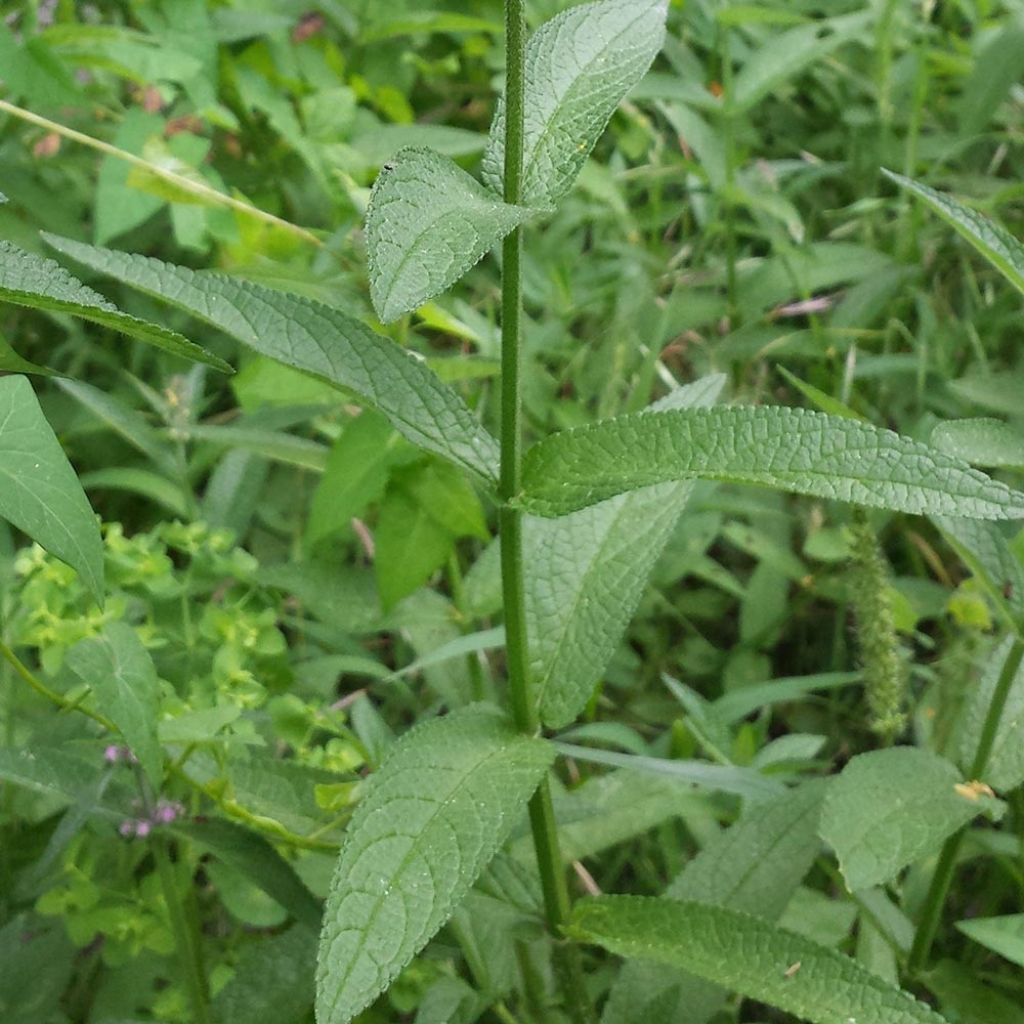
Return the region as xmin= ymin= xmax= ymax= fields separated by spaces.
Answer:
xmin=571 ymin=896 xmax=951 ymax=1024
xmin=316 ymin=706 xmax=554 ymax=1024
xmin=518 ymin=406 xmax=1024 ymax=521
xmin=482 ymin=0 xmax=668 ymax=207
xmin=884 ymin=171 xmax=1024 ymax=296
xmin=0 ymin=375 xmax=103 ymax=601
xmin=820 ymin=748 xmax=1005 ymax=892
xmin=43 ymin=235 xmax=499 ymax=481
xmin=0 ymin=240 xmax=230 ymax=371
xmin=66 ymin=622 xmax=162 ymax=787
xmin=366 ymin=147 xmax=532 ymax=322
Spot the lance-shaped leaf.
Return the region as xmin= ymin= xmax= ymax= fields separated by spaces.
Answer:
xmin=482 ymin=0 xmax=668 ymax=207
xmin=366 ymin=147 xmax=532 ymax=323
xmin=0 ymin=240 xmax=230 ymax=372
xmin=66 ymin=622 xmax=162 ymax=788
xmin=527 ymin=375 xmax=725 ymax=729
xmin=518 ymin=406 xmax=1024 ymax=521
xmin=885 ymin=170 xmax=1024 ymax=296
xmin=315 ymin=706 xmax=554 ymax=1024
xmin=43 ymin=235 xmax=499 ymax=482
xmin=820 ymin=747 xmax=1004 ymax=892
xmin=603 ymin=781 xmax=826 ymax=1024
xmin=570 ymin=896 xmax=950 ymax=1024
xmin=0 ymin=375 xmax=103 ymax=600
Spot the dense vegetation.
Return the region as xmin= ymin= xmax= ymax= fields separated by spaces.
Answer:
xmin=1 ymin=2 xmax=1024 ymax=1023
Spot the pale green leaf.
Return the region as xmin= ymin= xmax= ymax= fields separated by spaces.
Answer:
xmin=0 ymin=240 xmax=230 ymax=371
xmin=0 ymin=375 xmax=103 ymax=601
xmin=518 ymin=406 xmax=1024 ymax=520
xmin=315 ymin=706 xmax=554 ymax=1024
xmin=932 ymin=419 xmax=1024 ymax=468
xmin=482 ymin=0 xmax=668 ymax=207
xmin=603 ymin=782 xmax=825 ymax=1024
xmin=884 ymin=171 xmax=1024 ymax=297
xmin=366 ymin=147 xmax=532 ymax=322
xmin=925 ymin=958 xmax=1024 ymax=1024
xmin=66 ymin=622 xmax=163 ymax=787
xmin=528 ymin=376 xmax=725 ymax=728
xmin=43 ymin=235 xmax=499 ymax=481
xmin=820 ymin=747 xmax=1004 ymax=892
xmin=957 ymin=914 xmax=1024 ymax=968
xmin=571 ymin=896 xmax=950 ymax=1024
xmin=958 ymin=21 xmax=1024 ymax=135
xmin=958 ymin=639 xmax=1024 ymax=792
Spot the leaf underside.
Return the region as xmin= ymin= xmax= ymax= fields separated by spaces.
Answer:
xmin=519 ymin=405 xmax=1024 ymax=521
xmin=42 ymin=234 xmax=499 ymax=482
xmin=315 ymin=706 xmax=553 ymax=1024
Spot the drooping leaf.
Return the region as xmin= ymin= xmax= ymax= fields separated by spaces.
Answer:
xmin=0 ymin=239 xmax=230 ymax=371
xmin=820 ymin=747 xmax=1004 ymax=892
xmin=43 ymin=235 xmax=499 ymax=481
xmin=315 ymin=706 xmax=554 ymax=1024
xmin=0 ymin=375 xmax=103 ymax=600
xmin=571 ymin=896 xmax=950 ymax=1024
xmin=366 ymin=147 xmax=532 ymax=323
xmin=603 ymin=782 xmax=826 ymax=1024
xmin=884 ymin=171 xmax=1024 ymax=297
xmin=957 ymin=639 xmax=1024 ymax=793
xmin=482 ymin=0 xmax=668 ymax=207
xmin=518 ymin=406 xmax=1024 ymax=521
xmin=527 ymin=376 xmax=725 ymax=728
xmin=957 ymin=915 xmax=1024 ymax=968
xmin=66 ymin=622 xmax=163 ymax=787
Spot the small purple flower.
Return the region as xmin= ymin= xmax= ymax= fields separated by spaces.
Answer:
xmin=134 ymin=820 xmax=152 ymax=838
xmin=118 ymin=820 xmax=136 ymax=838
xmin=104 ymin=745 xmax=122 ymax=764
xmin=153 ymin=800 xmax=185 ymax=824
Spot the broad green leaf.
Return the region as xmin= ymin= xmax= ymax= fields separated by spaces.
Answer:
xmin=366 ymin=147 xmax=532 ymax=323
xmin=482 ymin=0 xmax=668 ymax=207
xmin=820 ymin=747 xmax=1004 ymax=892
xmin=518 ymin=406 xmax=1024 ymax=521
xmin=0 ymin=240 xmax=230 ymax=371
xmin=0 ymin=375 xmax=103 ymax=601
xmin=884 ymin=171 xmax=1024 ymax=297
xmin=211 ymin=924 xmax=317 ymax=1024
xmin=66 ymin=622 xmax=163 ymax=787
xmin=43 ymin=235 xmax=500 ymax=481
xmin=957 ymin=915 xmax=1024 ymax=968
xmin=0 ymin=915 xmax=77 ymax=1024
xmin=315 ymin=706 xmax=554 ymax=1024
xmin=176 ymin=818 xmax=322 ymax=930
xmin=932 ymin=419 xmax=1024 ymax=469
xmin=603 ymin=782 xmax=825 ymax=1024
xmin=527 ymin=376 xmax=725 ymax=728
xmin=948 ymin=372 xmax=1024 ymax=417
xmin=957 ymin=639 xmax=1024 ymax=792
xmin=958 ymin=20 xmax=1024 ymax=136
xmin=925 ymin=959 xmax=1024 ymax=1024
xmin=571 ymin=896 xmax=950 ymax=1024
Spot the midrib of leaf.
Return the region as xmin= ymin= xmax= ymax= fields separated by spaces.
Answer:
xmin=320 ymin=739 xmax=519 ymax=1023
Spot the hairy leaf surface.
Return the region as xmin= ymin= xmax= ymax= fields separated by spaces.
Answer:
xmin=482 ymin=0 xmax=668 ymax=207
xmin=572 ymin=896 xmax=950 ymax=1024
xmin=43 ymin=235 xmax=499 ymax=481
xmin=0 ymin=240 xmax=230 ymax=371
xmin=885 ymin=171 xmax=1024 ymax=296
xmin=528 ymin=376 xmax=725 ymax=728
xmin=820 ymin=747 xmax=1004 ymax=892
xmin=0 ymin=375 xmax=103 ymax=600
xmin=66 ymin=623 xmax=162 ymax=786
xmin=366 ymin=147 xmax=532 ymax=322
xmin=518 ymin=406 xmax=1024 ymax=520
xmin=316 ymin=706 xmax=554 ymax=1024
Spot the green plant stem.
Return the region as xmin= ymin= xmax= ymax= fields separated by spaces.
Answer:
xmin=0 ymin=97 xmax=322 ymax=248
xmin=908 ymin=638 xmax=1024 ymax=975
xmin=498 ymin=4 xmax=592 ymax=1022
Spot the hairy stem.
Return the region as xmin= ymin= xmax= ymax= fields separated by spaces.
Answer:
xmin=499 ymin=4 xmax=593 ymax=1021
xmin=908 ymin=638 xmax=1024 ymax=975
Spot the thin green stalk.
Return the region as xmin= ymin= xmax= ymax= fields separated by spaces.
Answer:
xmin=719 ymin=22 xmax=738 ymax=323
xmin=908 ymin=638 xmax=1024 ymax=975
xmin=498 ymin=4 xmax=592 ymax=1022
